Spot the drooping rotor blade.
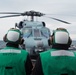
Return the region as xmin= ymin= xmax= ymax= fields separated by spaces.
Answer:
xmin=44 ymin=16 xmax=71 ymax=24
xmin=0 ymin=12 xmax=22 ymax=14
xmin=51 ymin=17 xmax=71 ymax=24
xmin=0 ymin=14 xmax=21 ymax=18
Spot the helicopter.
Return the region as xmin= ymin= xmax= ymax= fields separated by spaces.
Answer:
xmin=0 ymin=10 xmax=71 ymax=59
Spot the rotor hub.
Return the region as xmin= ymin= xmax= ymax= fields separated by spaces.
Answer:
xmin=22 ymin=10 xmax=44 ymax=17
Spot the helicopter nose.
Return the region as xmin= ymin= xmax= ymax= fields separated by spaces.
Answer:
xmin=36 ymin=41 xmax=43 ymax=48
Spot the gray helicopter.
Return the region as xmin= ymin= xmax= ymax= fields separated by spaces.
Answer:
xmin=0 ymin=10 xmax=70 ymax=59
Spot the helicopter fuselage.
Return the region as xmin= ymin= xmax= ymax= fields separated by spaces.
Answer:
xmin=18 ymin=20 xmax=51 ymax=58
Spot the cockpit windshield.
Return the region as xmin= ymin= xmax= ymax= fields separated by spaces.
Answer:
xmin=41 ymin=29 xmax=50 ymax=38
xmin=34 ymin=29 xmax=40 ymax=37
xmin=22 ymin=28 xmax=32 ymax=38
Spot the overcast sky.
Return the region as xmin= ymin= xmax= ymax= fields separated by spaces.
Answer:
xmin=0 ymin=0 xmax=76 ymax=40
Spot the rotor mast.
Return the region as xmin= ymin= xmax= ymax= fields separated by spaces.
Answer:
xmin=24 ymin=10 xmax=44 ymax=21
xmin=31 ymin=15 xmax=34 ymax=21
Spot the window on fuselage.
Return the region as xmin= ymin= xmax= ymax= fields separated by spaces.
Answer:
xmin=41 ymin=29 xmax=50 ymax=38
xmin=22 ymin=28 xmax=32 ymax=38
xmin=34 ymin=29 xmax=40 ymax=37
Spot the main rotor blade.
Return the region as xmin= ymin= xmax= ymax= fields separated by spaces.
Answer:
xmin=0 ymin=14 xmax=21 ymax=18
xmin=0 ymin=12 xmax=22 ymax=14
xmin=44 ymin=16 xmax=71 ymax=24
xmin=51 ymin=17 xmax=71 ymax=24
